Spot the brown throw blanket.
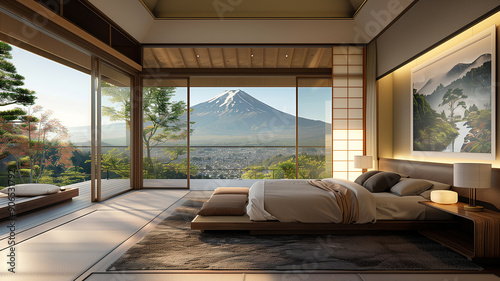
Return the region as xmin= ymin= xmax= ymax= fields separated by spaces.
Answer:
xmin=308 ymin=180 xmax=359 ymax=224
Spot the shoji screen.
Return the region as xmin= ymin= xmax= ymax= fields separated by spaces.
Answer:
xmin=331 ymin=46 xmax=365 ymax=181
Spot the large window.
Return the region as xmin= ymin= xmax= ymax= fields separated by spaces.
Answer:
xmin=0 ymin=42 xmax=91 ymax=188
xmin=140 ymin=46 xmax=365 ymax=187
xmin=191 ymin=77 xmax=297 ymax=180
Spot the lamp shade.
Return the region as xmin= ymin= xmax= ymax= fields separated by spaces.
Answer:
xmin=453 ymin=163 xmax=491 ymax=189
xmin=430 ymin=190 xmax=458 ymax=204
xmin=354 ymin=155 xmax=373 ymax=169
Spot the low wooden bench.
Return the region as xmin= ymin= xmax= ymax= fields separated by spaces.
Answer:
xmin=0 ymin=188 xmax=79 ymax=220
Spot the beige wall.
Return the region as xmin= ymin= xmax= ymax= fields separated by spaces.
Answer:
xmin=377 ymin=11 xmax=500 ymax=167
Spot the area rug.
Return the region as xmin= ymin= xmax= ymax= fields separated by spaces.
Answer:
xmin=108 ymin=192 xmax=482 ymax=271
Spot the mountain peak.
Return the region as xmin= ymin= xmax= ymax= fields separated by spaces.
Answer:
xmin=208 ymin=89 xmax=247 ymax=105
xmin=204 ymin=89 xmax=265 ymax=112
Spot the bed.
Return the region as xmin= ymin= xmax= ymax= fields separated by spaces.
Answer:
xmin=191 ymin=171 xmax=457 ymax=234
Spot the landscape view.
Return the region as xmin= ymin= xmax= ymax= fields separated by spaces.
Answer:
xmin=0 ymin=42 xmax=331 ymax=188
xmin=412 ymin=34 xmax=493 ymax=155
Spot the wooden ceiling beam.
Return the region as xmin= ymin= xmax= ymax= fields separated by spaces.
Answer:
xmin=140 ymin=68 xmax=332 ymax=77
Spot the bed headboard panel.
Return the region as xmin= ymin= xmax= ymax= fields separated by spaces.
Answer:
xmin=378 ymin=158 xmax=500 ymax=210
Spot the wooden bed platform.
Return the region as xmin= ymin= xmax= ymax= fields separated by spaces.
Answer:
xmin=0 ymin=188 xmax=79 ymax=220
xmin=191 ymin=214 xmax=458 ymax=234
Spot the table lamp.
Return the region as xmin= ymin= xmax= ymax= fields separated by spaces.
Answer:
xmin=354 ymin=155 xmax=373 ymax=173
xmin=453 ymin=163 xmax=491 ymax=212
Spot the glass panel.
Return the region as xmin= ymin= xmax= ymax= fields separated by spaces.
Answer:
xmin=333 ymin=54 xmax=348 ymax=64
xmin=333 ymin=98 xmax=348 ymax=108
xmin=0 ymin=42 xmax=91 ymax=189
xmin=333 ymin=120 xmax=348 ymax=129
xmin=333 ymin=77 xmax=348 ymax=87
xmin=333 ymin=88 xmax=348 ymax=97
xmin=142 ymin=78 xmax=189 ymax=188
xmin=99 ymin=63 xmax=132 ymax=198
xmin=190 ymin=77 xmax=296 ymax=180
xmin=348 ymin=55 xmax=364 ymax=65
xmin=298 ymin=78 xmax=332 ymax=179
xmin=333 ymin=65 xmax=348 ymax=75
xmin=349 ymin=98 xmax=364 ymax=108
xmin=349 ymin=88 xmax=363 ymax=97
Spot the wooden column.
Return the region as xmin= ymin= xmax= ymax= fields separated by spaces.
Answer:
xmin=130 ymin=74 xmax=143 ymax=190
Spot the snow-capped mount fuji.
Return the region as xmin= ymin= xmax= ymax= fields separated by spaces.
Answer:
xmin=189 ymin=89 xmax=328 ymax=146
xmin=194 ymin=89 xmax=278 ymax=116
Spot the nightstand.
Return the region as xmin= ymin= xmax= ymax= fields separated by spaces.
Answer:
xmin=419 ymin=201 xmax=500 ymax=260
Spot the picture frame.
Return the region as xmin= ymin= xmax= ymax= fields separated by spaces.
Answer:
xmin=411 ymin=25 xmax=496 ymax=160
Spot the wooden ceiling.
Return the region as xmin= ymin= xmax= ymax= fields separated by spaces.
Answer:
xmin=143 ymin=47 xmax=332 ymax=69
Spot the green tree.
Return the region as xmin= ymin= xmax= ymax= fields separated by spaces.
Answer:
xmin=100 ymin=148 xmax=130 ymax=179
xmin=438 ymin=88 xmax=467 ymax=125
xmin=413 ymin=92 xmax=458 ymax=151
xmin=0 ymin=42 xmax=36 ymax=108
xmin=101 ymin=84 xmax=193 ymax=177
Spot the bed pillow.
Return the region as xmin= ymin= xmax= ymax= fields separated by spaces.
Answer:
xmin=198 ymin=200 xmax=247 ymax=216
xmin=420 ymin=180 xmax=452 ymax=199
xmin=354 ymin=170 xmax=381 ymax=186
xmin=362 ymin=172 xmax=401 ymax=193
xmin=390 ymin=178 xmax=434 ymax=196
xmin=213 ymin=187 xmax=249 ymax=195
xmin=0 ymin=184 xmax=60 ymax=196
xmin=208 ymin=194 xmax=248 ymax=203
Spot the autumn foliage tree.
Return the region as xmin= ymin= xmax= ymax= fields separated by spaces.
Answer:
xmin=4 ymin=106 xmax=73 ymax=183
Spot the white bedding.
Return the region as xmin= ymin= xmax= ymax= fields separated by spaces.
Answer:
xmin=246 ymin=178 xmax=453 ymax=223
xmin=246 ymin=178 xmax=376 ymax=224
xmin=373 ymin=193 xmax=454 ymax=220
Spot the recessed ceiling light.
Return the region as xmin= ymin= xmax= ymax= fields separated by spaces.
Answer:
xmin=285 ymin=54 xmax=289 ymax=58
xmin=196 ymin=54 xmax=200 ymax=58
xmin=251 ymin=54 xmax=254 ymax=58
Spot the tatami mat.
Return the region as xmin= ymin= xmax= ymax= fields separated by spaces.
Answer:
xmin=0 ymin=189 xmax=188 ymax=281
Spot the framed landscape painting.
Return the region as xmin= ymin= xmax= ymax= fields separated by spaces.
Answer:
xmin=411 ymin=25 xmax=496 ymax=159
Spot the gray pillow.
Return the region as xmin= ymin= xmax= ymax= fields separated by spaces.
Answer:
xmin=420 ymin=180 xmax=451 ymax=199
xmin=354 ymin=170 xmax=381 ymax=186
xmin=391 ymin=178 xmax=434 ymax=196
xmin=363 ymin=172 xmax=401 ymax=193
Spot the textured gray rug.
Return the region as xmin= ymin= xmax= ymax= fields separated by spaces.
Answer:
xmin=108 ymin=192 xmax=482 ymax=271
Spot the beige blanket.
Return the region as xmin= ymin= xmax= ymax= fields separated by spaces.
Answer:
xmin=308 ymin=180 xmax=359 ymax=224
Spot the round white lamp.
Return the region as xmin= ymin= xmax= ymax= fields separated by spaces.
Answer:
xmin=430 ymin=190 xmax=458 ymax=204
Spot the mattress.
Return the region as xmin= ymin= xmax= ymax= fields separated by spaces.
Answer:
xmin=373 ymin=192 xmax=454 ymax=220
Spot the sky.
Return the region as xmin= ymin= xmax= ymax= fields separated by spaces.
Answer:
xmin=6 ymin=44 xmax=331 ymax=129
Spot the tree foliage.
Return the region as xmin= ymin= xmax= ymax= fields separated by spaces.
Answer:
xmin=0 ymin=42 xmax=36 ymax=108
xmin=241 ymin=154 xmax=328 ymax=179
xmin=438 ymin=88 xmax=467 ymax=124
xmin=101 ymin=84 xmax=194 ymax=179
xmin=413 ymin=92 xmax=458 ymax=151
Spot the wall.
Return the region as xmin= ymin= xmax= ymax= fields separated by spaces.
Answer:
xmin=378 ymin=11 xmax=500 ymax=165
xmin=376 ymin=0 xmax=500 ymax=77
xmin=377 ymin=11 xmax=500 ymax=206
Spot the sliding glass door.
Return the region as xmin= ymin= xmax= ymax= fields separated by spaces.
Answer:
xmin=91 ymin=59 xmax=132 ymax=201
xmin=297 ymin=78 xmax=333 ymax=179
xmin=142 ymin=78 xmax=189 ymax=188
